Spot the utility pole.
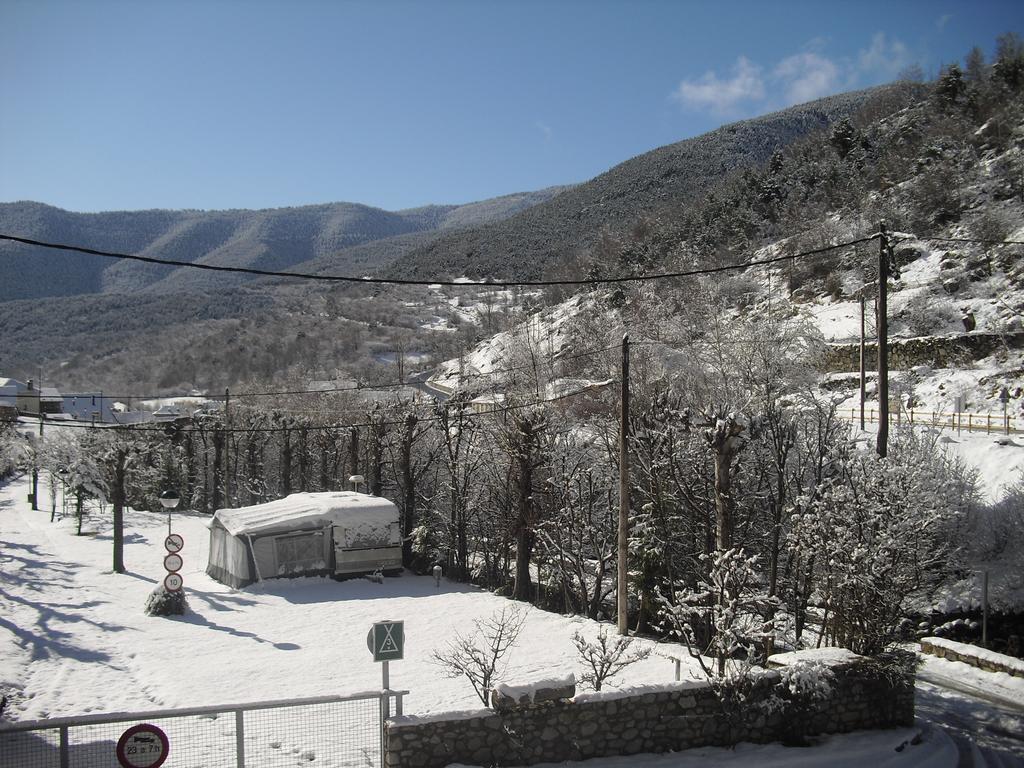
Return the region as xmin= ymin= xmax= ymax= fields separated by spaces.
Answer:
xmin=877 ymin=222 xmax=890 ymax=458
xmin=859 ymin=294 xmax=866 ymax=431
xmin=617 ymin=334 xmax=630 ymax=636
xmin=224 ymin=388 xmax=231 ymax=507
xmin=32 ymin=413 xmax=44 ymax=510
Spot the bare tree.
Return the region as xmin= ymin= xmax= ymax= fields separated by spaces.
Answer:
xmin=431 ymin=606 xmax=526 ymax=706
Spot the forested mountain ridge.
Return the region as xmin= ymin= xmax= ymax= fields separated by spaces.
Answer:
xmin=0 ymin=187 xmax=568 ymax=301
xmin=385 ymin=85 xmax=922 ymax=281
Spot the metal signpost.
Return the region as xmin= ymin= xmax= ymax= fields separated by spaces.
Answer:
xmin=367 ymin=621 xmax=404 ymax=718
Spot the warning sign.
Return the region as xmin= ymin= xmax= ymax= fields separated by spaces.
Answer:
xmin=366 ymin=620 xmax=404 ymax=662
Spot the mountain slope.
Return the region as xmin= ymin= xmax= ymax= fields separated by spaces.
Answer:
xmin=386 ymin=85 xmax=921 ymax=281
xmin=0 ymin=187 xmax=567 ymax=301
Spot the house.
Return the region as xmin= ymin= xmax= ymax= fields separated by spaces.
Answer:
xmin=63 ymin=393 xmax=116 ymax=423
xmin=206 ymin=492 xmax=403 ymax=588
xmin=0 ymin=378 xmax=63 ymax=416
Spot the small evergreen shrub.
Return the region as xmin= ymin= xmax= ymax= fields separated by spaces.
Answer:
xmin=144 ymin=584 xmax=189 ymax=617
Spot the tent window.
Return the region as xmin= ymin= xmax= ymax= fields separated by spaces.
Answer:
xmin=275 ymin=532 xmax=324 ymax=575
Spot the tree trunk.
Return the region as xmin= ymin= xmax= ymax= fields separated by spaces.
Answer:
xmin=400 ymin=415 xmax=417 ymax=567
xmin=280 ymin=429 xmax=292 ymax=497
xmin=512 ymin=416 xmax=543 ymax=602
xmin=212 ymin=429 xmax=224 ymax=513
xmin=112 ymin=447 xmax=127 ymax=573
xmin=297 ymin=429 xmax=309 ymax=492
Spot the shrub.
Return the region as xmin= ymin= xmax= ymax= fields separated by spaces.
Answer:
xmin=144 ymin=584 xmax=189 ymax=617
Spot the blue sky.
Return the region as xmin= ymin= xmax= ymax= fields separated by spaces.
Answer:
xmin=1 ymin=0 xmax=1020 ymax=213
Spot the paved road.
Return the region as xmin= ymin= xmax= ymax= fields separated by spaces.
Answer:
xmin=916 ymin=671 xmax=1024 ymax=767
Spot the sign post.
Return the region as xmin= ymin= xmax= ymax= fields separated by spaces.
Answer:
xmin=367 ymin=620 xmax=404 ymax=718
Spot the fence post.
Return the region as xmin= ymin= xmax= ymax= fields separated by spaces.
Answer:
xmin=987 ymin=414 xmax=992 ymax=434
xmin=969 ymin=414 xmax=973 ymax=433
xmin=60 ymin=725 xmax=69 ymax=768
xmin=910 ymin=409 xmax=914 ymax=425
xmin=380 ymin=695 xmax=388 ymax=768
xmin=236 ymin=710 xmax=245 ymax=768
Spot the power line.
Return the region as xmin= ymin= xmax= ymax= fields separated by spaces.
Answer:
xmin=0 ymin=232 xmax=878 ymax=288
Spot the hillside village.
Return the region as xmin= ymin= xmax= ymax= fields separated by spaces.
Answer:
xmin=2 ymin=22 xmax=1024 ymax=768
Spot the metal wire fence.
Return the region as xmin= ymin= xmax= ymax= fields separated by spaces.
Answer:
xmin=0 ymin=691 xmax=404 ymax=768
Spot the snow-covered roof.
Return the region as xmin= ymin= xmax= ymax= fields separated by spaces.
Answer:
xmin=768 ymin=648 xmax=864 ymax=667
xmin=39 ymin=387 xmax=63 ymax=402
xmin=212 ymin=491 xmax=398 ymax=537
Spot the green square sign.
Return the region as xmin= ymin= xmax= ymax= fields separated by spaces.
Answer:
xmin=367 ymin=621 xmax=404 ymax=662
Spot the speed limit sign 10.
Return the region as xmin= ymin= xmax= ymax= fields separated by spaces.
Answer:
xmin=164 ymin=573 xmax=183 ymax=592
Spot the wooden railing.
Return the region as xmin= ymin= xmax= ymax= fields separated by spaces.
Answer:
xmin=845 ymin=407 xmax=1018 ymax=435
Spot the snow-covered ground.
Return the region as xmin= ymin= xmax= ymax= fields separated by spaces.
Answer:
xmin=3 ymin=473 xmax=1023 ymax=766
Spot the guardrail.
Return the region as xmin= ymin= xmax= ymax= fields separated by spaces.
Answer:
xmin=0 ymin=689 xmax=407 ymax=768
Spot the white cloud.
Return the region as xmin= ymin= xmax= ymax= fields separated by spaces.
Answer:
xmin=672 ymin=56 xmax=765 ymax=114
xmin=858 ymin=32 xmax=911 ymax=78
xmin=774 ymin=52 xmax=841 ymax=105
xmin=936 ymin=13 xmax=953 ymax=30
xmin=671 ymin=32 xmax=917 ymax=117
xmin=536 ymin=121 xmax=553 ymax=142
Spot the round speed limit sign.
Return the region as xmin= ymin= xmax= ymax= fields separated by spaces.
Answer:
xmin=163 ymin=553 xmax=183 ymax=573
xmin=164 ymin=573 xmax=183 ymax=592
xmin=164 ymin=533 xmax=184 ymax=553
xmin=116 ymin=723 xmax=168 ymax=768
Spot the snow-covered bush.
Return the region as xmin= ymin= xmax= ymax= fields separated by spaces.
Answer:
xmin=659 ymin=548 xmax=778 ymax=678
xmin=144 ymin=584 xmax=189 ymax=617
xmin=776 ymin=659 xmax=835 ymax=745
xmin=0 ymin=424 xmax=24 ymax=481
xmin=572 ymin=627 xmax=651 ymax=692
xmin=789 ymin=429 xmax=961 ymax=655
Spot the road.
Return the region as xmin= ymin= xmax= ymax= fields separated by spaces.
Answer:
xmin=916 ymin=668 xmax=1024 ymax=767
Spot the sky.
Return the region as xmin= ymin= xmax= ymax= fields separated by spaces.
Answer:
xmin=1 ymin=0 xmax=1021 ymax=214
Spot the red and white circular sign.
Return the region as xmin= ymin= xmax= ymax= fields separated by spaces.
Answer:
xmin=164 ymin=533 xmax=184 ymax=553
xmin=163 ymin=553 xmax=183 ymax=573
xmin=116 ymin=723 xmax=168 ymax=768
xmin=164 ymin=573 xmax=183 ymax=592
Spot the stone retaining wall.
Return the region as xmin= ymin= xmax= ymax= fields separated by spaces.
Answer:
xmin=384 ymin=653 xmax=914 ymax=768
xmin=920 ymin=637 xmax=1024 ymax=678
xmin=822 ymin=331 xmax=1024 ymax=373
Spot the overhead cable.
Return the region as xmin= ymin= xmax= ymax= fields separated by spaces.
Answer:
xmin=0 ymin=232 xmax=879 ymax=288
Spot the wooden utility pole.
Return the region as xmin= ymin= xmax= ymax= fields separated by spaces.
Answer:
xmin=859 ymin=295 xmax=866 ymax=430
xmin=617 ymin=334 xmax=630 ymax=635
xmin=224 ymin=388 xmax=231 ymax=507
xmin=877 ymin=223 xmax=890 ymax=458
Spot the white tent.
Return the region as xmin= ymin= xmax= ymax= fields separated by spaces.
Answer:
xmin=207 ymin=492 xmax=402 ymax=588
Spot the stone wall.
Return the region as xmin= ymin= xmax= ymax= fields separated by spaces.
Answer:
xmin=384 ymin=653 xmax=914 ymax=768
xmin=920 ymin=637 xmax=1024 ymax=678
xmin=821 ymin=331 xmax=1024 ymax=373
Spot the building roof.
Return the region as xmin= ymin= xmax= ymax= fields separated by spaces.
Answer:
xmin=211 ymin=491 xmax=398 ymax=537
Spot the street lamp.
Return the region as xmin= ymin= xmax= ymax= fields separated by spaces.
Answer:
xmin=159 ymin=489 xmax=180 ymax=536
xmin=348 ymin=474 xmax=365 ymax=493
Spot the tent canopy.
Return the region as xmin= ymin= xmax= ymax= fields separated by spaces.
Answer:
xmin=211 ymin=492 xmax=398 ymax=538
